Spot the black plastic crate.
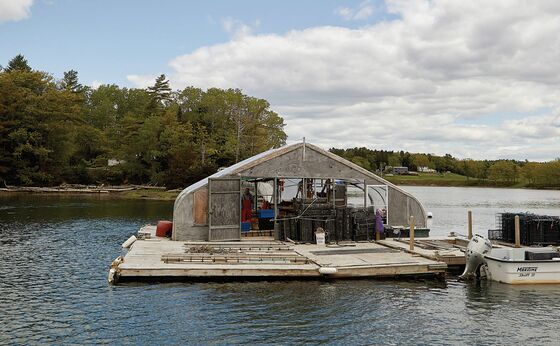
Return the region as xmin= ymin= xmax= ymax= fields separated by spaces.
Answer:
xmin=493 ymin=212 xmax=560 ymax=246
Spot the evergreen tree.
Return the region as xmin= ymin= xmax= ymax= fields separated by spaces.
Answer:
xmin=5 ymin=54 xmax=31 ymax=72
xmin=61 ymin=69 xmax=83 ymax=92
xmin=147 ymin=74 xmax=172 ymax=109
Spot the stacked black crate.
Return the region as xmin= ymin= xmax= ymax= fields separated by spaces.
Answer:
xmin=351 ymin=207 xmax=375 ymax=241
xmin=493 ymin=212 xmax=560 ymax=246
xmin=292 ymin=200 xmax=336 ymax=243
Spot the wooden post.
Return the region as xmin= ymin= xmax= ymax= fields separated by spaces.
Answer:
xmin=467 ymin=210 xmax=473 ymax=240
xmin=364 ymin=180 xmax=369 ymax=242
xmin=409 ymin=215 xmax=415 ymax=251
xmin=332 ymin=177 xmax=336 ymax=241
xmin=274 ymin=177 xmax=281 ymax=241
xmin=363 ymin=180 xmax=367 ymax=209
xmin=254 ymin=181 xmax=258 ymax=213
xmin=515 ymin=215 xmax=521 ymax=248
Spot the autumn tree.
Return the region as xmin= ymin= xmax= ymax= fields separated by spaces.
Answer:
xmin=488 ymin=161 xmax=519 ymax=183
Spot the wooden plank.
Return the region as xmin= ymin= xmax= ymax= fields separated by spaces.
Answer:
xmin=330 ymin=264 xmax=445 ymax=278
xmin=163 ymin=253 xmax=304 ymax=260
xmin=209 ymin=225 xmax=239 ymax=229
xmin=208 ymin=177 xmax=241 ymax=241
xmin=162 ymin=253 xmax=309 ymax=265
xmin=377 ymin=239 xmax=465 ymax=266
xmin=193 ymin=189 xmax=208 ymax=225
xmin=118 ymin=267 xmax=322 ymax=278
xmin=166 ymin=252 xmax=303 ymax=258
xmin=184 ymin=243 xmax=291 ymax=251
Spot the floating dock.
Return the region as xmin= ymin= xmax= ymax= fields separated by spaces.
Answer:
xmin=109 ymin=226 xmax=448 ymax=284
xmin=377 ymin=238 xmax=468 ymax=268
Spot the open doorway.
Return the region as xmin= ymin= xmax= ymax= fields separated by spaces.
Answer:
xmin=240 ymin=178 xmax=275 ymax=239
xmin=239 ymin=176 xmax=389 ymax=243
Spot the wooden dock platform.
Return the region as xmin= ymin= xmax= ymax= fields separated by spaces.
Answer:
xmin=376 ymin=237 xmax=520 ymax=269
xmin=294 ymin=243 xmax=446 ymax=278
xmin=110 ymin=227 xmax=448 ymax=284
xmin=377 ymin=238 xmax=468 ymax=267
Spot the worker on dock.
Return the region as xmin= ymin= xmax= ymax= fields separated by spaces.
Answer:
xmin=375 ymin=209 xmax=384 ymax=240
xmin=241 ymin=188 xmax=254 ymax=222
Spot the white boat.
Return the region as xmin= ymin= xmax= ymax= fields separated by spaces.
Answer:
xmin=461 ymin=234 xmax=560 ymax=284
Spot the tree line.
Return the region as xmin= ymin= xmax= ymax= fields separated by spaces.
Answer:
xmin=2 ymin=54 xmax=556 ymax=190
xmin=0 ymin=55 xmax=287 ymax=188
xmin=330 ymin=147 xmax=560 ymax=188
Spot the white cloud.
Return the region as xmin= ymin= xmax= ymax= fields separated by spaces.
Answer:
xmin=221 ymin=17 xmax=260 ymax=39
xmin=129 ymin=0 xmax=560 ymax=161
xmin=126 ymin=74 xmax=156 ymax=88
xmin=90 ymin=80 xmax=103 ymax=89
xmin=335 ymin=1 xmax=374 ymax=21
xmin=0 ymin=0 xmax=33 ymax=23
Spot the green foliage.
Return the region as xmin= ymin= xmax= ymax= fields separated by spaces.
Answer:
xmin=60 ymin=69 xmax=83 ymax=92
xmin=4 ymin=54 xmax=31 ymax=72
xmin=520 ymin=160 xmax=560 ymax=187
xmin=412 ymin=154 xmax=430 ymax=169
xmin=0 ymin=55 xmax=287 ymax=187
xmin=147 ymin=74 xmax=172 ymax=112
xmin=330 ymin=146 xmax=559 ymax=188
xmin=0 ymin=67 xmax=83 ymax=185
xmin=488 ymin=160 xmax=519 ymax=183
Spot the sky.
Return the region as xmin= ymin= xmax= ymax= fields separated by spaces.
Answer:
xmin=2 ymin=0 xmax=560 ymax=161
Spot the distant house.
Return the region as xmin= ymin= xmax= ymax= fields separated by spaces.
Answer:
xmin=418 ymin=166 xmax=436 ymax=173
xmin=108 ymin=159 xmax=125 ymax=166
xmin=392 ymin=166 xmax=409 ymax=175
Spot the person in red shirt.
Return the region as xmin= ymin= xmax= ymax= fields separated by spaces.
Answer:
xmin=241 ymin=188 xmax=253 ymax=222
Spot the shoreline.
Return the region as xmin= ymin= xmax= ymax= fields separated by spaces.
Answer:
xmin=2 ymin=182 xmax=559 ymax=201
xmin=0 ymin=185 xmax=180 ymax=201
xmin=384 ymin=177 xmax=560 ymax=190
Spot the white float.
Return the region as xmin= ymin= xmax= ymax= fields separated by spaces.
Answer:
xmin=319 ymin=267 xmax=337 ymax=275
xmin=122 ymin=235 xmax=137 ymax=249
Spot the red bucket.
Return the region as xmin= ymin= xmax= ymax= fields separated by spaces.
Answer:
xmin=156 ymin=220 xmax=173 ymax=237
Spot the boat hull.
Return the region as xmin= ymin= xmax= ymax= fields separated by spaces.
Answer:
xmin=485 ymin=257 xmax=560 ymax=284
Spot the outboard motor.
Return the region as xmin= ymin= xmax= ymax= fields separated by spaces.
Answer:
xmin=459 ymin=234 xmax=492 ymax=280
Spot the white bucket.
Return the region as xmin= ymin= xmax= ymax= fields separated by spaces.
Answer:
xmin=315 ymin=232 xmax=325 ymax=245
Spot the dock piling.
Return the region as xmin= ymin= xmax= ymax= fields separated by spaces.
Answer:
xmin=409 ymin=215 xmax=415 ymax=251
xmin=514 ymin=215 xmax=521 ymax=248
xmin=467 ymin=211 xmax=473 ymax=240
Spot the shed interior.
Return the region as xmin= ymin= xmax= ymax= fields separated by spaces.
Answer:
xmin=203 ymin=175 xmax=391 ymax=243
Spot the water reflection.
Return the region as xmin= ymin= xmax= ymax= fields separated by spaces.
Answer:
xmin=461 ymin=279 xmax=560 ymax=344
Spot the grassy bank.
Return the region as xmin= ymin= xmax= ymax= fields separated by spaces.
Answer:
xmin=384 ymin=172 xmax=519 ymax=188
xmin=0 ymin=186 xmax=181 ymax=201
xmin=116 ymin=189 xmax=180 ymax=200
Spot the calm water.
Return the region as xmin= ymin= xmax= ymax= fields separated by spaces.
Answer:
xmin=1 ymin=188 xmax=560 ymax=345
xmin=403 ymin=186 xmax=560 ymax=237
